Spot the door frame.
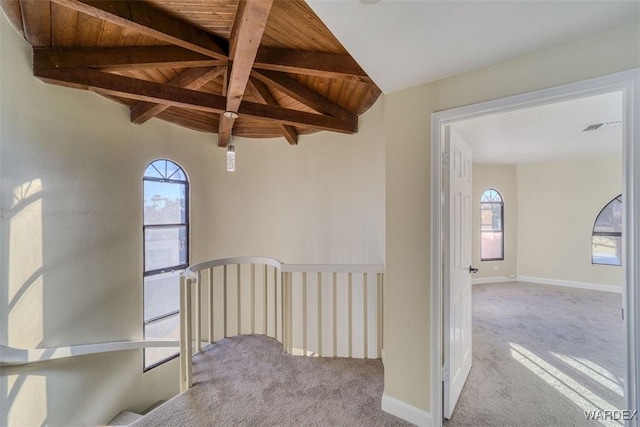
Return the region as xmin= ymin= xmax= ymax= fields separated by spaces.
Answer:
xmin=430 ymin=68 xmax=640 ymax=427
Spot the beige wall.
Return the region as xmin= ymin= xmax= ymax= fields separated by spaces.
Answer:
xmin=0 ymin=11 xmax=385 ymax=426
xmin=471 ymin=157 xmax=622 ymax=287
xmin=198 ymin=98 xmax=385 ymax=265
xmin=517 ymin=155 xmax=623 ymax=287
xmin=384 ymin=21 xmax=639 ymax=413
xmin=471 ymin=165 xmax=518 ymax=279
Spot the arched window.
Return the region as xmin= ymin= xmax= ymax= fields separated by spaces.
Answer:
xmin=592 ymin=195 xmax=622 ymax=266
xmin=143 ymin=159 xmax=189 ymax=370
xmin=480 ymin=189 xmax=504 ymax=261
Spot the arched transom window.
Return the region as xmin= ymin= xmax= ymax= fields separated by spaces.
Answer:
xmin=592 ymin=195 xmax=622 ymax=266
xmin=480 ymin=189 xmax=504 ymax=261
xmin=143 ymin=159 xmax=189 ymax=370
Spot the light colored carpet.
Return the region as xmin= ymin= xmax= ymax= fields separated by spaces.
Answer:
xmin=132 ymin=335 xmax=409 ymax=426
xmin=445 ymin=282 xmax=624 ymax=427
xmin=107 ymin=411 xmax=143 ymax=426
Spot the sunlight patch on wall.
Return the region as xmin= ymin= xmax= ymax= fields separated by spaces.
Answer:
xmin=7 ymin=374 xmax=47 ymax=426
xmin=509 ymin=342 xmax=622 ymax=427
xmin=8 ymin=180 xmax=43 ymax=348
xmin=11 ymin=179 xmax=42 ymax=209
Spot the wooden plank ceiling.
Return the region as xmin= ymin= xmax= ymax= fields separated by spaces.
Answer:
xmin=1 ymin=0 xmax=381 ymax=145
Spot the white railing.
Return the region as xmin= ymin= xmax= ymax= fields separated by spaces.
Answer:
xmin=179 ymin=257 xmax=384 ymax=392
xmin=0 ymin=340 xmax=179 ymax=366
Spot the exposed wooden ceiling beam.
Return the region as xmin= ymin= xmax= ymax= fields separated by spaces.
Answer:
xmin=226 ymin=0 xmax=273 ymax=111
xmin=50 ymin=0 xmax=228 ymax=59
xmin=131 ymin=67 xmax=226 ymax=124
xmin=252 ymin=70 xmax=357 ymax=123
xmin=218 ymin=66 xmax=234 ymax=146
xmin=19 ymin=0 xmax=51 ymax=46
xmin=33 ymin=46 xmax=225 ymax=71
xmin=253 ymin=47 xmax=371 ymax=82
xmin=218 ymin=0 xmax=273 ymax=147
xmin=249 ymin=78 xmax=298 ymax=145
xmin=32 ymin=45 xmax=372 ymax=82
xmin=33 ymin=68 xmax=357 ymax=133
xmin=3 ymin=0 xmax=25 ymax=38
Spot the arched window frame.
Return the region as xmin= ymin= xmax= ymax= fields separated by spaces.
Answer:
xmin=592 ymin=195 xmax=623 ymax=266
xmin=480 ymin=189 xmax=504 ymax=261
xmin=143 ymin=159 xmax=189 ymax=370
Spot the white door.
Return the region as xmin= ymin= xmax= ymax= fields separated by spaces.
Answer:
xmin=443 ymin=126 xmax=474 ymax=419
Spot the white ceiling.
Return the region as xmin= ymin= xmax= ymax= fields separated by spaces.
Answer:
xmin=306 ymin=0 xmax=633 ymax=164
xmin=306 ymin=0 xmax=640 ymax=94
xmin=451 ymin=91 xmax=623 ymax=164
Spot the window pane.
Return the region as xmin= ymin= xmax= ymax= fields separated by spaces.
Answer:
xmin=144 ymin=271 xmax=181 ymax=321
xmin=480 ymin=205 xmax=492 ymax=230
xmin=481 ymin=189 xmax=502 ymax=203
xmin=145 ymin=226 xmax=187 ymax=272
xmin=592 ymin=235 xmax=622 ymax=266
xmin=481 ymin=231 xmax=503 ymax=260
xmin=144 ymin=314 xmax=180 ymax=369
xmin=144 ymin=161 xmax=164 ymax=179
xmin=144 ymin=181 xmax=186 ymax=225
xmin=594 ymin=198 xmax=623 ymax=233
xmin=481 ymin=203 xmax=502 ymax=231
xmin=165 ymin=162 xmax=186 ymax=181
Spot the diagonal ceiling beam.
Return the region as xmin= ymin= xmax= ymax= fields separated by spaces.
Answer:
xmin=50 ymin=0 xmax=228 ymax=60
xmin=252 ymin=69 xmax=356 ymax=123
xmin=33 ymin=68 xmax=357 ymax=133
xmin=19 ymin=0 xmax=51 ymax=46
xmin=131 ymin=66 xmax=227 ymax=124
xmin=248 ymin=77 xmax=298 ymax=145
xmin=33 ymin=46 xmax=225 ymax=71
xmin=33 ymin=45 xmax=372 ymax=82
xmin=218 ymin=65 xmax=234 ymax=147
xmin=253 ymin=47 xmax=371 ymax=82
xmin=218 ymin=0 xmax=273 ymax=147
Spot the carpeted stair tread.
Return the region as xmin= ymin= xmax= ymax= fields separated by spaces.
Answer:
xmin=107 ymin=410 xmax=143 ymax=426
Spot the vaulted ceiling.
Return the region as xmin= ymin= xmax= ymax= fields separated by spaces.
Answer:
xmin=0 ymin=0 xmax=381 ymax=146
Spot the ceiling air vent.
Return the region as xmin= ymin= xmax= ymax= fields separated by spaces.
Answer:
xmin=583 ymin=121 xmax=622 ymax=132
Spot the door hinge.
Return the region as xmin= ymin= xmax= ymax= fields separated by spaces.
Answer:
xmin=442 ymin=366 xmax=449 ymax=383
xmin=442 ymin=151 xmax=449 ymax=166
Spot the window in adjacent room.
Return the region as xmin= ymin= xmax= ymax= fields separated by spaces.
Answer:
xmin=592 ymin=195 xmax=623 ymax=266
xmin=143 ymin=159 xmax=189 ymax=370
xmin=480 ymin=189 xmax=504 ymax=261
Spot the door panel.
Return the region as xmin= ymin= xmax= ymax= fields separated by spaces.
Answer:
xmin=443 ymin=126 xmax=473 ymax=419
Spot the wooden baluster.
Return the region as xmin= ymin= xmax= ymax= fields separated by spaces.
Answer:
xmin=195 ymin=272 xmax=201 ymax=352
xmin=318 ymin=272 xmax=322 ymax=357
xmin=363 ymin=272 xmax=368 ymax=359
xmin=208 ymin=268 xmax=214 ymax=343
xmin=332 ymin=272 xmax=337 ymax=357
xmin=348 ymin=272 xmax=353 ymax=358
xmin=237 ymin=264 xmax=241 ymax=335
xmin=223 ymin=265 xmax=228 ymax=338
xmin=251 ymin=263 xmax=256 ymax=334
xmin=302 ymin=272 xmax=307 ymax=356
xmin=264 ymin=264 xmax=268 ymax=335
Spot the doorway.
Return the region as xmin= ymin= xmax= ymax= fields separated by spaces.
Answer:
xmin=430 ymin=69 xmax=640 ymax=427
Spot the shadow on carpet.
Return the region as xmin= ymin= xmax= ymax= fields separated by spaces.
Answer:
xmin=132 ymin=335 xmax=410 ymax=426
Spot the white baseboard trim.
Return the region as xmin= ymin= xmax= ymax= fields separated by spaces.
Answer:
xmin=516 ymin=276 xmax=622 ymax=293
xmin=472 ymin=276 xmax=514 ymax=285
xmin=381 ymin=392 xmax=432 ymax=427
